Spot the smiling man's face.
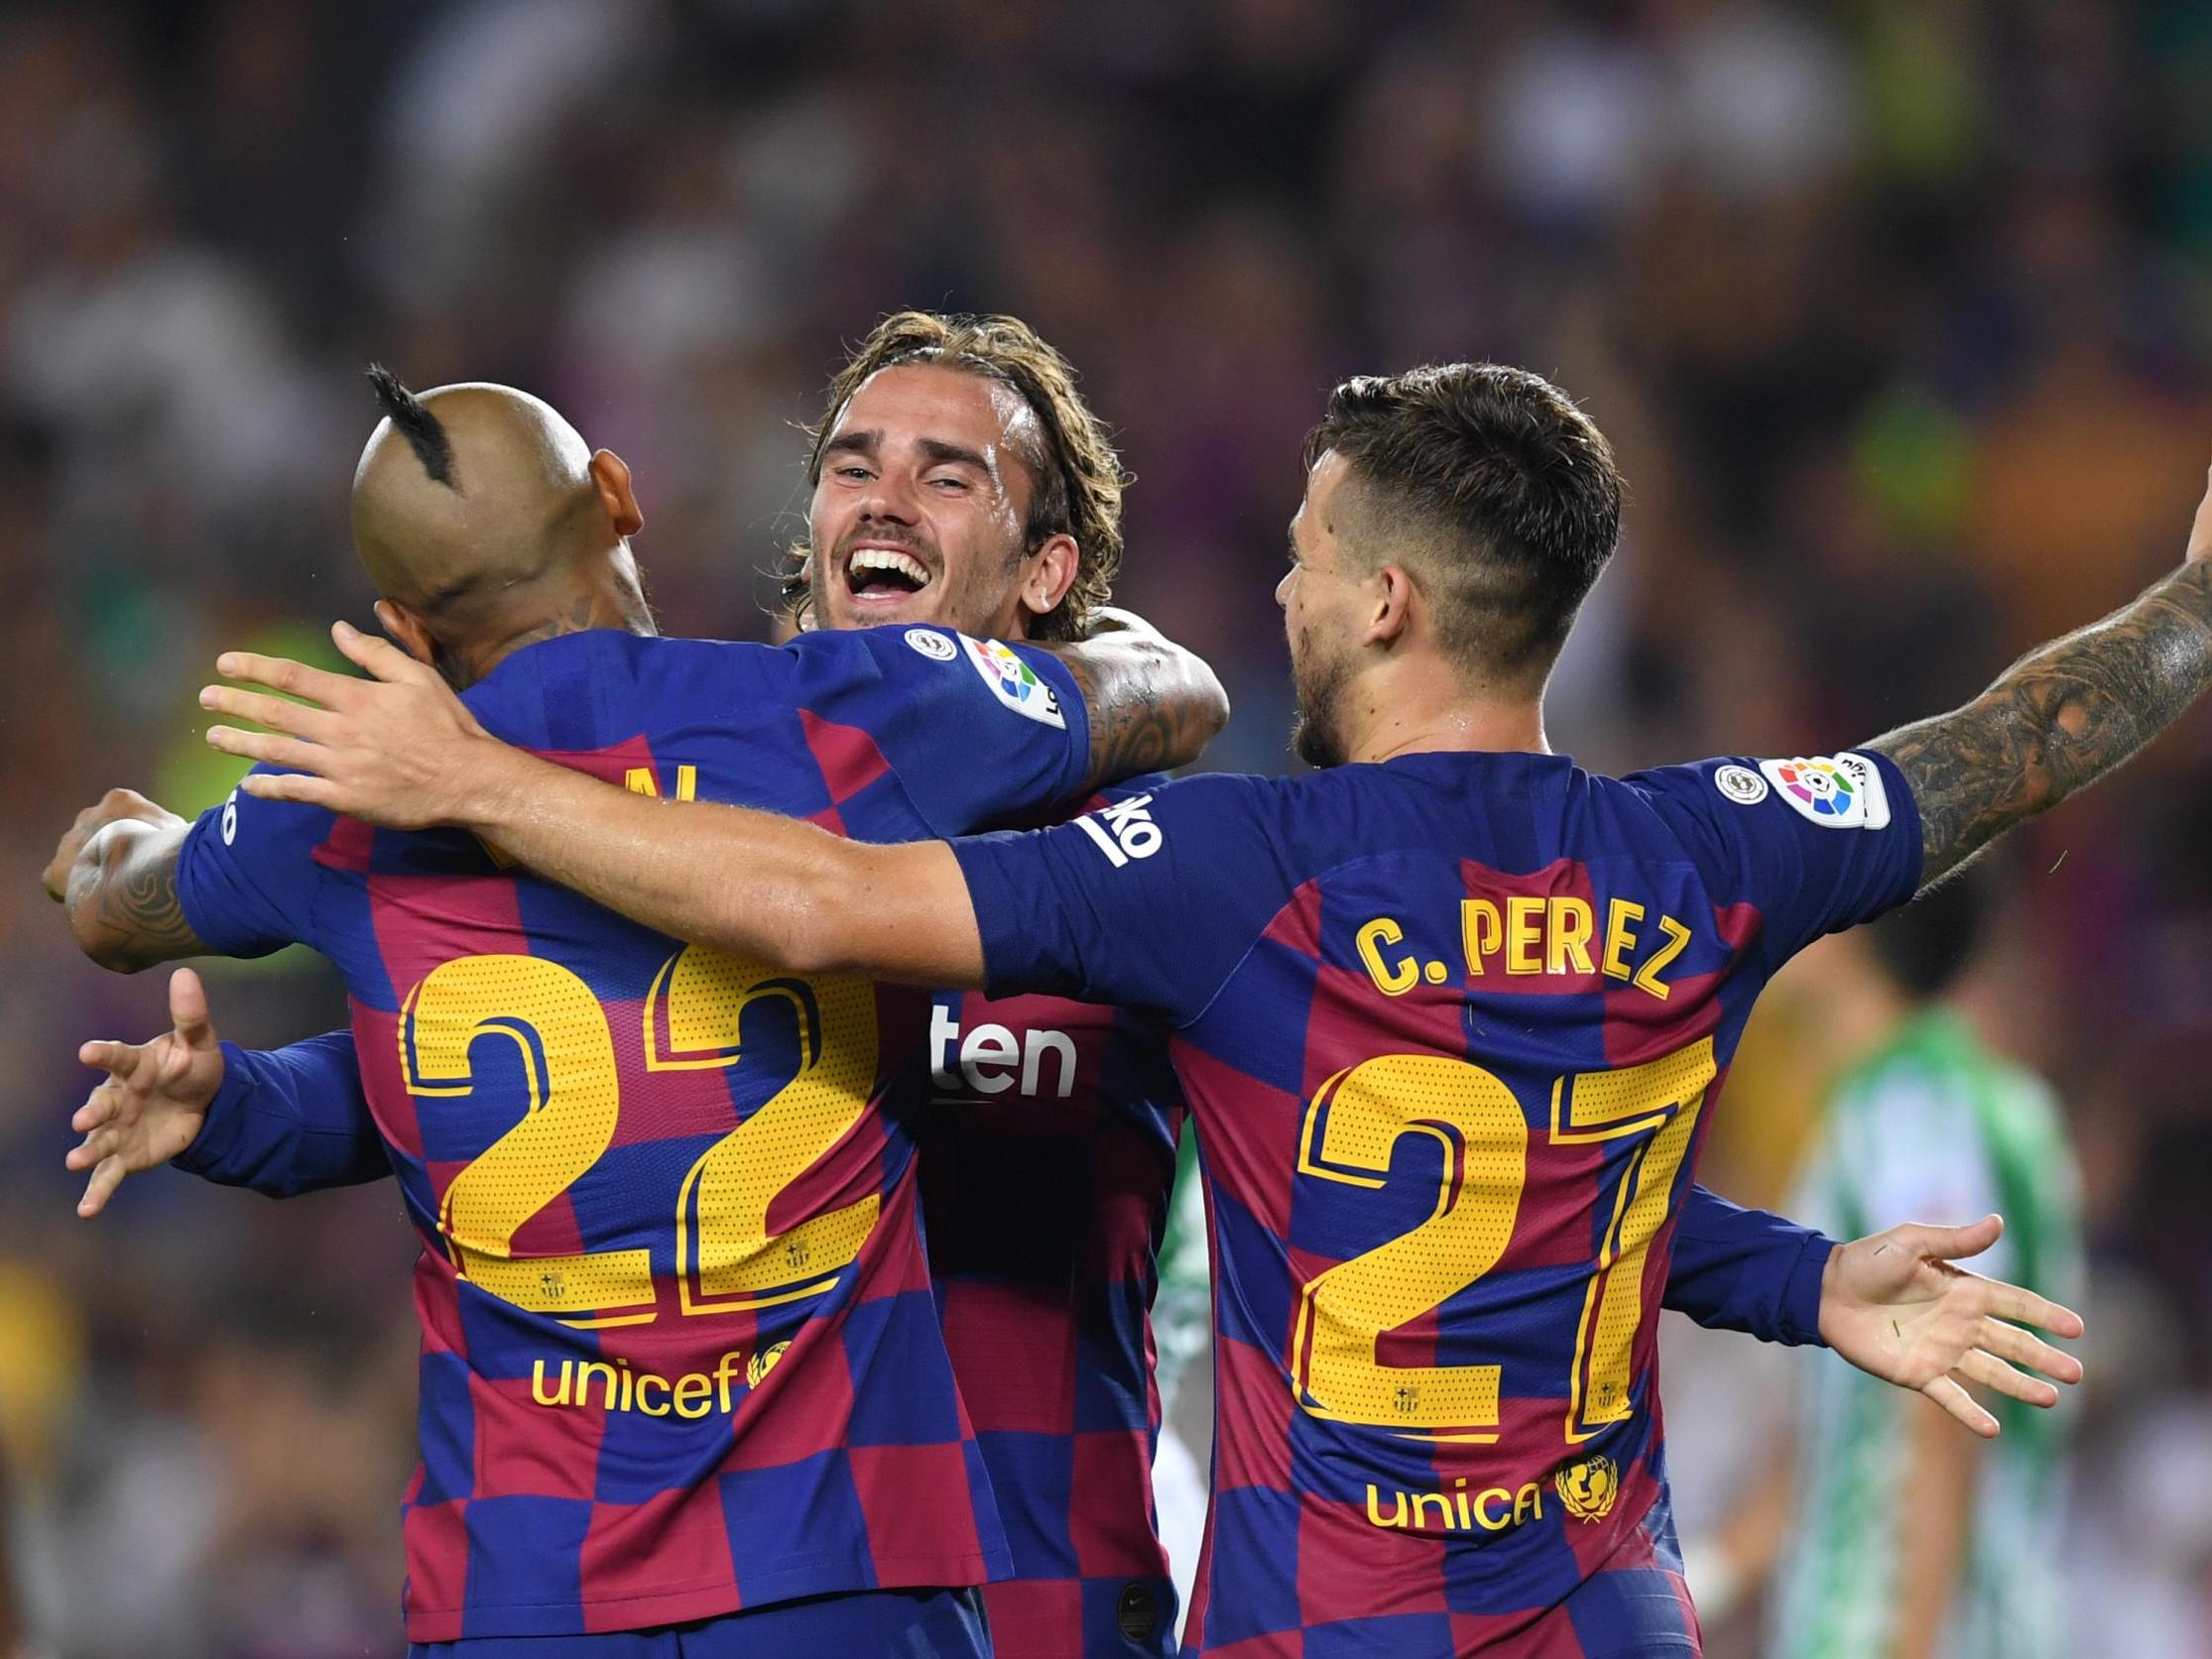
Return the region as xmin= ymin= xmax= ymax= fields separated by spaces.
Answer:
xmin=805 ymin=362 xmax=1067 ymax=639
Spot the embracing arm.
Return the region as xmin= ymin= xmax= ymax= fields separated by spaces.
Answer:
xmin=469 ymin=767 xmax=984 ymax=983
xmin=1869 ymin=477 xmax=2212 ymax=889
xmin=1045 ymin=607 xmax=1230 ymax=784
xmin=43 ymin=789 xmax=205 ymax=972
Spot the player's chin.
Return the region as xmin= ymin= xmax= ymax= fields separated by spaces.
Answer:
xmin=824 ymin=588 xmax=940 ymax=632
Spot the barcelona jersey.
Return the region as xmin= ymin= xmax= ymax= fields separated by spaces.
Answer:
xmin=171 ymin=624 xmax=1101 ymax=1642
xmin=951 ymin=749 xmax=1921 ymax=1656
xmin=919 ymin=847 xmax=1188 ymax=1656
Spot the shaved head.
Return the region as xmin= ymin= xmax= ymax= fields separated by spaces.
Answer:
xmin=352 ymin=369 xmax=606 ymax=615
xmin=349 ymin=368 xmax=651 ymax=687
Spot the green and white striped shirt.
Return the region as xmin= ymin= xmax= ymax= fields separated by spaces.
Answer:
xmin=1773 ymin=1010 xmax=2082 ymax=1659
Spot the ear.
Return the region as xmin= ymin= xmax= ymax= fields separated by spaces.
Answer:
xmin=374 ymin=598 xmax=439 ymax=666
xmin=590 ymin=449 xmax=645 ymax=537
xmin=1018 ymin=533 xmax=1080 ymax=623
xmin=1362 ymin=564 xmax=1418 ymax=650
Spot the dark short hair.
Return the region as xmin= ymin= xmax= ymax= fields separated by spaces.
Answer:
xmin=1302 ymin=363 xmax=1623 ymax=681
xmin=787 ymin=311 xmax=1128 ymax=641
xmin=1867 ymin=871 xmax=1987 ymax=998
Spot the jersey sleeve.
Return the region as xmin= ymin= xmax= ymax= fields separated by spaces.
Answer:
xmin=1663 ymin=1185 xmax=1832 ymax=1348
xmin=949 ymin=771 xmax=1285 ymax=1024
xmin=1626 ymin=750 xmax=1923 ymax=969
xmin=787 ymin=626 xmax=1092 ymax=835
xmin=172 ymin=770 xmax=341 ymax=957
xmin=173 ymin=1030 xmax=390 ymax=1196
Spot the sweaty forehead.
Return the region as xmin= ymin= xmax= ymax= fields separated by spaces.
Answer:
xmin=1302 ymin=449 xmax=1358 ymax=532
xmin=835 ymin=362 xmax=1045 ymax=467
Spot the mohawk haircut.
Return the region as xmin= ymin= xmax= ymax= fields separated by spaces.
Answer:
xmin=366 ymin=362 xmax=459 ymax=489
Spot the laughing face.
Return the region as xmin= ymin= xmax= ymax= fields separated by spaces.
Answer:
xmin=805 ymin=362 xmax=1074 ymax=640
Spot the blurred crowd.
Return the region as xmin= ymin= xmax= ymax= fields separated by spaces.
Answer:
xmin=3 ymin=1 xmax=2211 ymax=1653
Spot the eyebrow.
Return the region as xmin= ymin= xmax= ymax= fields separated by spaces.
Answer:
xmin=917 ymin=437 xmax=995 ymax=475
xmin=820 ymin=430 xmax=998 ymax=479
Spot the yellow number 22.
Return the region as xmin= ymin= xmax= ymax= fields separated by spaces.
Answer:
xmin=401 ymin=949 xmax=880 ymax=1329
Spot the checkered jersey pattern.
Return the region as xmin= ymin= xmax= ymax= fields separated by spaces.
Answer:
xmin=174 ymin=626 xmax=1096 ymax=1641
xmin=922 ymin=981 xmax=1184 ymax=1657
xmin=921 ymin=779 xmax=1187 ymax=1658
xmin=953 ymin=750 xmax=1921 ymax=1656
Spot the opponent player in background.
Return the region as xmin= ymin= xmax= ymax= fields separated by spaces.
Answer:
xmin=46 ymin=364 xmax=1234 ymax=1655
xmin=45 ymin=322 xmax=2038 ymax=1659
xmin=1690 ymin=876 xmax=2082 ymax=1659
xmin=195 ymin=359 xmax=2162 ymax=1653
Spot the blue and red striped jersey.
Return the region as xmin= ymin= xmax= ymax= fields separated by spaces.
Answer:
xmin=952 ymin=749 xmax=1921 ymax=1656
xmin=171 ymin=625 xmax=1098 ymax=1643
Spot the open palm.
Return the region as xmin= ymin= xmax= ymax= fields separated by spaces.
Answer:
xmin=67 ymin=967 xmax=225 ymax=1217
xmin=1819 ymin=1215 xmax=2084 ymax=1438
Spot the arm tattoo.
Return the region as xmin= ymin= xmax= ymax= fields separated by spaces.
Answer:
xmin=72 ymin=826 xmax=205 ymax=970
xmin=1869 ymin=560 xmax=2212 ymax=889
xmin=1053 ymin=639 xmax=1225 ymax=784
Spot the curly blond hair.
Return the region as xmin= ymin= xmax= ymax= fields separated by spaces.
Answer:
xmin=786 ymin=311 xmax=1128 ymax=640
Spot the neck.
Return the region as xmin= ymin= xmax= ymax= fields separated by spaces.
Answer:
xmin=440 ymin=569 xmax=656 ymax=691
xmin=1342 ymin=656 xmax=1549 ymax=765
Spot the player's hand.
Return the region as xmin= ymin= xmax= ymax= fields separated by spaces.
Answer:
xmin=67 ymin=967 xmax=225 ymax=1217
xmin=1817 ymin=1214 xmax=2084 ymax=1438
xmin=2188 ymin=457 xmax=2212 ymax=564
xmin=1083 ymin=605 xmax=1152 ymax=639
xmin=199 ymin=617 xmax=500 ymax=829
xmin=42 ymin=788 xmax=184 ymax=902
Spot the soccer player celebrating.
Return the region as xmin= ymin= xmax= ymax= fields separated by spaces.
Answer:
xmin=47 ymin=356 xmax=1234 ymax=1654
xmin=48 ymin=324 xmax=2054 ymax=1659
xmin=57 ymin=313 xmax=1216 ymax=1657
xmin=189 ymin=360 xmax=2157 ymax=1653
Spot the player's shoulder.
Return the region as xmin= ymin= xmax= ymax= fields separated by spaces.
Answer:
xmin=1620 ymin=751 xmax=1902 ymax=833
xmin=782 ymin=622 xmax=1072 ymax=731
xmin=463 ymin=631 xmax=785 ymax=748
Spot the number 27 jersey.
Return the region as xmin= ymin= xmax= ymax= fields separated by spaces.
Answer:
xmin=951 ymin=748 xmax=1921 ymax=1655
xmin=172 ymin=626 xmax=1094 ymax=1643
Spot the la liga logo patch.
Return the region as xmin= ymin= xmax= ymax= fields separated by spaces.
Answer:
xmin=1757 ymin=752 xmax=1891 ymax=830
xmin=964 ymin=635 xmax=1066 ymax=729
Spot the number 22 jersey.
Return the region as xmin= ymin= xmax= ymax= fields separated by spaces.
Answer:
xmin=171 ymin=625 xmax=1097 ymax=1643
xmin=951 ymin=748 xmax=1922 ymax=1656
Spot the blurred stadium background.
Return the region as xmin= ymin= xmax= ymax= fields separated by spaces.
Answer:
xmin=2 ymin=1 xmax=2210 ymax=1653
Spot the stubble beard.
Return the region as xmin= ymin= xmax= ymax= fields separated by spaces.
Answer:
xmin=1290 ymin=628 xmax=1352 ymax=770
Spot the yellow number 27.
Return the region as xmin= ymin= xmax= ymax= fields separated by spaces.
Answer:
xmin=1290 ymin=1037 xmax=1716 ymax=1444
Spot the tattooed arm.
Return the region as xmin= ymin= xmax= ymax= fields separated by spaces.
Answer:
xmin=44 ymin=788 xmax=206 ymax=971
xmin=1869 ymin=472 xmax=2212 ymax=889
xmin=1044 ymin=606 xmax=1230 ymax=785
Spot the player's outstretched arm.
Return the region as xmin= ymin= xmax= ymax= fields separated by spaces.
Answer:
xmin=1044 ymin=606 xmax=1230 ymax=785
xmin=1817 ymin=1213 xmax=2083 ymax=1438
xmin=1868 ymin=463 xmax=2212 ymax=889
xmin=42 ymin=788 xmax=206 ymax=971
xmin=202 ymin=624 xmax=986 ymax=984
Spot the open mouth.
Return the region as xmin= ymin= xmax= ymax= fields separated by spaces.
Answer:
xmin=844 ymin=546 xmax=933 ymax=602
